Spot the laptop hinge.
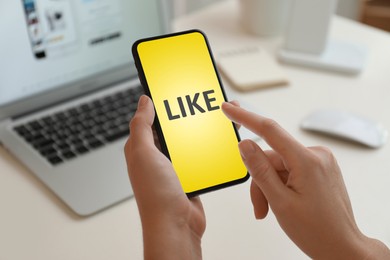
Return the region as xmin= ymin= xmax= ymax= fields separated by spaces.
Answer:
xmin=10 ymin=80 xmax=127 ymax=120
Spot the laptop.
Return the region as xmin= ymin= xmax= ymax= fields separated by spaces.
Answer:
xmin=0 ymin=0 xmax=169 ymax=216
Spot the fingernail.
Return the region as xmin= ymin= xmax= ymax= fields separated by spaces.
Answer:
xmin=238 ymin=140 xmax=257 ymax=160
xmin=230 ymin=100 xmax=240 ymax=106
xmin=254 ymin=208 xmax=262 ymax=220
xmin=222 ymin=101 xmax=233 ymax=109
xmin=138 ymin=95 xmax=148 ymax=109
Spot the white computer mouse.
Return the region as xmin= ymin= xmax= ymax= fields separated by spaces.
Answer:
xmin=301 ymin=109 xmax=388 ymax=148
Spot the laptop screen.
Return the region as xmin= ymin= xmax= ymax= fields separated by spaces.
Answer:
xmin=0 ymin=0 xmax=166 ymax=107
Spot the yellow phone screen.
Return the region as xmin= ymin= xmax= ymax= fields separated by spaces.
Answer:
xmin=133 ymin=30 xmax=248 ymax=195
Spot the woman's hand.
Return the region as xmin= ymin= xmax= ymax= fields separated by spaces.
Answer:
xmin=222 ymin=102 xmax=390 ymax=260
xmin=125 ymin=95 xmax=206 ymax=260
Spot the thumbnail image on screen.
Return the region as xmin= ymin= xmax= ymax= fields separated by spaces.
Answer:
xmin=21 ymin=0 xmax=79 ymax=60
xmin=22 ymin=0 xmax=46 ymax=58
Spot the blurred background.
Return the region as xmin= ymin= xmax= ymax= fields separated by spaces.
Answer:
xmin=170 ymin=0 xmax=390 ymax=32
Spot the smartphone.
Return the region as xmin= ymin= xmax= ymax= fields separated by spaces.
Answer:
xmin=132 ymin=30 xmax=249 ymax=196
xmin=22 ymin=0 xmax=46 ymax=59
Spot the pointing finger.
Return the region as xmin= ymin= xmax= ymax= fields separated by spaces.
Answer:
xmin=222 ymin=102 xmax=307 ymax=164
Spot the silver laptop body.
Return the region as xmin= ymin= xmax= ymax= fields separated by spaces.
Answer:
xmin=0 ymin=0 xmax=169 ymax=216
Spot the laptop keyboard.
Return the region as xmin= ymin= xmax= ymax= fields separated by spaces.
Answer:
xmin=13 ymin=86 xmax=144 ymax=165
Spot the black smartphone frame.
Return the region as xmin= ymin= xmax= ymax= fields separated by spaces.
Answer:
xmin=132 ymin=29 xmax=249 ymax=197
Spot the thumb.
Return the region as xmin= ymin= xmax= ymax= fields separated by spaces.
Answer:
xmin=239 ymin=140 xmax=287 ymax=205
xmin=127 ymin=95 xmax=155 ymax=149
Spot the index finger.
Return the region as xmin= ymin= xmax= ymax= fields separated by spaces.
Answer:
xmin=222 ymin=102 xmax=307 ymax=163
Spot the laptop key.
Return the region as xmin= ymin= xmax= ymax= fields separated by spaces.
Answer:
xmin=69 ymin=137 xmax=83 ymax=146
xmin=32 ymin=138 xmax=55 ymax=149
xmin=48 ymin=155 xmax=64 ymax=165
xmin=40 ymin=147 xmax=57 ymax=156
xmin=62 ymin=150 xmax=76 ymax=159
xmin=75 ymin=145 xmax=89 ymax=154
xmin=28 ymin=120 xmax=43 ymax=131
xmin=56 ymin=142 xmax=70 ymax=150
xmin=87 ymin=139 xmax=104 ymax=149
xmin=14 ymin=125 xmax=29 ymax=135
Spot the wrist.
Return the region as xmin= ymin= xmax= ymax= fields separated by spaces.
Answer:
xmin=313 ymin=228 xmax=388 ymax=260
xmin=361 ymin=237 xmax=390 ymax=260
xmin=337 ymin=232 xmax=390 ymax=260
xmin=142 ymin=217 xmax=203 ymax=260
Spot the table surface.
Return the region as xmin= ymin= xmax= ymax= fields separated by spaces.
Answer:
xmin=1 ymin=1 xmax=390 ymax=259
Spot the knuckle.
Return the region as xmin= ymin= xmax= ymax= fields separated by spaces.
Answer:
xmin=313 ymin=145 xmax=332 ymax=154
xmin=249 ymin=159 xmax=273 ymax=185
xmin=129 ymin=114 xmax=144 ymax=132
xmin=261 ymin=118 xmax=280 ymax=132
xmin=310 ymin=146 xmax=335 ymax=162
xmin=305 ymin=146 xmax=339 ymax=175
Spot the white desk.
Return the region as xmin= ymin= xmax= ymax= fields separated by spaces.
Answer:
xmin=1 ymin=1 xmax=390 ymax=259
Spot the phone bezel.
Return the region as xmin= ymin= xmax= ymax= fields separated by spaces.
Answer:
xmin=132 ymin=29 xmax=249 ymax=197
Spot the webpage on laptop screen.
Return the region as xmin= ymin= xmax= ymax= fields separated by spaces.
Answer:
xmin=0 ymin=0 xmax=162 ymax=106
